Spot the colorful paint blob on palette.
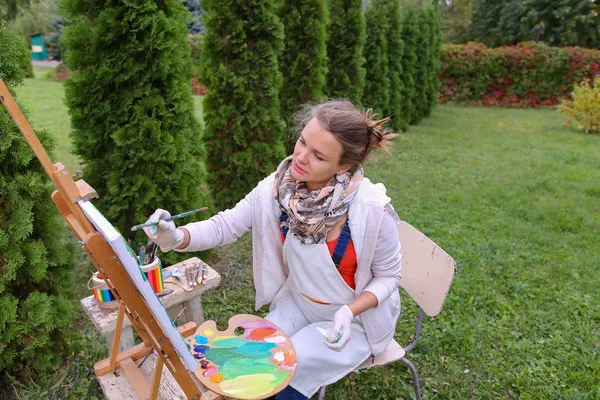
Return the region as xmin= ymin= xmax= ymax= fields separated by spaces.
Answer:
xmin=192 ymin=319 xmax=297 ymax=399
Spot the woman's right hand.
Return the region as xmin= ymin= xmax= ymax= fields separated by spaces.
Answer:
xmin=143 ymin=209 xmax=185 ymax=252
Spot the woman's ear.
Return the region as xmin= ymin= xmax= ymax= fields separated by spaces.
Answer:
xmin=336 ymin=164 xmax=352 ymax=176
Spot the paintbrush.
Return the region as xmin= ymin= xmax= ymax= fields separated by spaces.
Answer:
xmin=130 ymin=207 xmax=209 ymax=231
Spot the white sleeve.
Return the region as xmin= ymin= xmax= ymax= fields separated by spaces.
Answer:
xmin=175 ymin=188 xmax=256 ymax=252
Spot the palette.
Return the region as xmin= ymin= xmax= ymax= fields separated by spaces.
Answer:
xmin=190 ymin=314 xmax=296 ymax=399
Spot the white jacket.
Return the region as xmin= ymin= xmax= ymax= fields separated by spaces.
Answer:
xmin=179 ymin=173 xmax=402 ymax=355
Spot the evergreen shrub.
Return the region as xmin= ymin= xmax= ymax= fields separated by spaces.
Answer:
xmin=0 ymin=22 xmax=77 ymax=376
xmin=279 ymin=0 xmax=328 ymax=154
xmin=386 ymin=0 xmax=406 ymax=131
xmin=326 ymin=0 xmax=366 ymax=105
xmin=399 ymin=2 xmax=418 ymax=124
xmin=201 ymin=0 xmax=286 ymax=209
xmin=62 ymin=0 xmax=211 ymax=263
xmin=558 ymin=80 xmax=600 ymax=134
xmin=440 ymin=42 xmax=600 ymax=108
xmin=363 ymin=0 xmax=390 ymax=118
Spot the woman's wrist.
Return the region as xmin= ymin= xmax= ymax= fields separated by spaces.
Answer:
xmin=176 ymin=227 xmax=190 ymax=250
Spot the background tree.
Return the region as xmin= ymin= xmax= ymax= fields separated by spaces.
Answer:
xmin=201 ymin=0 xmax=286 ymax=209
xmin=46 ymin=14 xmax=65 ymax=60
xmin=278 ymin=0 xmax=328 ymax=154
xmin=0 ymin=20 xmax=77 ymax=376
xmin=325 ymin=0 xmax=366 ymax=105
xmin=470 ymin=0 xmax=600 ymax=48
xmin=183 ymin=0 xmax=204 ymax=35
xmin=386 ymin=0 xmax=406 ymax=131
xmin=440 ymin=0 xmax=472 ymax=44
xmin=363 ymin=0 xmax=390 ymax=118
xmin=62 ymin=0 xmax=211 ymax=261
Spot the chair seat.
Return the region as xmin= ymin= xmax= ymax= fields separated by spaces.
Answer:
xmin=354 ymin=339 xmax=406 ymax=372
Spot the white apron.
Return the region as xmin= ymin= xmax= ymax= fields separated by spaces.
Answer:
xmin=265 ymin=233 xmax=372 ymax=398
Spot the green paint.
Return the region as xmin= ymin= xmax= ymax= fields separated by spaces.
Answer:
xmin=219 ymin=358 xmax=287 ymax=382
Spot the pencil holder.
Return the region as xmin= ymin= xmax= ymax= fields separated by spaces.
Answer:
xmin=89 ymin=271 xmax=119 ymax=310
xmin=139 ymin=256 xmax=164 ymax=294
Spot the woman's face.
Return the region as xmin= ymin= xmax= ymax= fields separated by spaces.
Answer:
xmin=291 ymin=117 xmax=351 ymax=191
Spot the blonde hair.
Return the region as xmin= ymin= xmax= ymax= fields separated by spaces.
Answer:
xmin=293 ymin=100 xmax=398 ymax=171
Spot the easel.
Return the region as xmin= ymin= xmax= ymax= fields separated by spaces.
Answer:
xmin=0 ymin=79 xmax=220 ymax=400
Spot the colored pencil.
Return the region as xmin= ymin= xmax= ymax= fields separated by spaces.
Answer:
xmin=130 ymin=207 xmax=209 ymax=231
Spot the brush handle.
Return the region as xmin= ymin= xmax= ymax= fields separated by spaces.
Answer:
xmin=130 ymin=207 xmax=208 ymax=231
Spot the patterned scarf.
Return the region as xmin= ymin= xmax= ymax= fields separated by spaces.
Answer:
xmin=274 ymin=156 xmax=363 ymax=244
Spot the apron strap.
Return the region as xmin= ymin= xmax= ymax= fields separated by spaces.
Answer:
xmin=280 ymin=211 xmax=289 ymax=238
xmin=280 ymin=212 xmax=352 ymax=269
xmin=331 ymin=218 xmax=351 ymax=269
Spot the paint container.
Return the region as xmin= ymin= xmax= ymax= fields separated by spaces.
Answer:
xmin=90 ymin=271 xmax=119 ymax=310
xmin=139 ymin=256 xmax=165 ymax=294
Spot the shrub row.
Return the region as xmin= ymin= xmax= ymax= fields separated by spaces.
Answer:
xmin=440 ymin=42 xmax=600 ymax=108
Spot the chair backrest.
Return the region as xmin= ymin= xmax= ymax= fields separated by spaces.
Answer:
xmin=398 ymin=221 xmax=456 ymax=317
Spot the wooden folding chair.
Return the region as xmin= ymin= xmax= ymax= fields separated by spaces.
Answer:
xmin=318 ymin=221 xmax=456 ymax=400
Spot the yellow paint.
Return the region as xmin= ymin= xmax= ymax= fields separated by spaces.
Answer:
xmin=219 ymin=374 xmax=279 ymax=399
xmin=204 ymin=328 xmax=215 ymax=336
xmin=210 ymin=372 xmax=223 ymax=383
xmin=212 ymin=335 xmax=236 ymax=341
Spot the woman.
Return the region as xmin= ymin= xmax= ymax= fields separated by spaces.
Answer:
xmin=144 ymin=100 xmax=402 ymax=400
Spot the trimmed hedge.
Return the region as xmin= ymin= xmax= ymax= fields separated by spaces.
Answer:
xmin=440 ymin=42 xmax=600 ymax=108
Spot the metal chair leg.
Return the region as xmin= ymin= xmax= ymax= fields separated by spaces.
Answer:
xmin=400 ymin=357 xmax=422 ymax=400
xmin=318 ymin=385 xmax=327 ymax=400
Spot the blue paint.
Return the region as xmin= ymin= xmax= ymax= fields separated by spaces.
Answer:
xmin=194 ymin=335 xmax=209 ymax=344
xmin=211 ymin=337 xmax=248 ymax=348
xmin=194 ymin=344 xmax=211 ymax=356
xmin=236 ymin=342 xmax=277 ymax=358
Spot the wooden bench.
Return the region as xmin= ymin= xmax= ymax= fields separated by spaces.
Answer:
xmin=81 ymin=257 xmax=221 ymax=353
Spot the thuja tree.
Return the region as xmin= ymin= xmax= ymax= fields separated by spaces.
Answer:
xmin=387 ymin=0 xmax=407 ymax=131
xmin=326 ymin=0 xmax=366 ymax=105
xmin=363 ymin=0 xmax=390 ymax=118
xmin=400 ymin=1 xmax=418 ymax=124
xmin=62 ymin=0 xmax=211 ymax=256
xmin=0 ymin=21 xmax=77 ymax=375
xmin=201 ymin=0 xmax=286 ymax=209
xmin=279 ymin=0 xmax=328 ymax=154
xmin=412 ymin=2 xmax=431 ymax=124
xmin=426 ymin=0 xmax=442 ymax=113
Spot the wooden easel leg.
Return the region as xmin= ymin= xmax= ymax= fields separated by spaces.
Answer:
xmin=110 ymin=302 xmax=126 ymax=371
xmin=149 ymin=355 xmax=164 ymax=400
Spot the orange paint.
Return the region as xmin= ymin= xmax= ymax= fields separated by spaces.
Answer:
xmin=210 ymin=372 xmax=223 ymax=383
xmin=283 ymin=350 xmax=297 ymax=369
xmin=248 ymin=327 xmax=278 ymax=341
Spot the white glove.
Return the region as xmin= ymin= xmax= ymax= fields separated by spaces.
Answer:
xmin=326 ymin=305 xmax=354 ymax=351
xmin=142 ymin=209 xmax=185 ymax=252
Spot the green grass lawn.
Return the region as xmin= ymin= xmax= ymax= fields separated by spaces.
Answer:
xmin=10 ymin=71 xmax=600 ymax=399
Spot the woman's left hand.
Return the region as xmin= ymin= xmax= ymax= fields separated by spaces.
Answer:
xmin=326 ymin=305 xmax=354 ymax=351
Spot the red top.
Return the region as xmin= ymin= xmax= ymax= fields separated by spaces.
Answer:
xmin=281 ymin=232 xmax=357 ymax=289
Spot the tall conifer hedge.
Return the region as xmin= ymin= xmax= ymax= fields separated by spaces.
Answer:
xmin=387 ymin=0 xmax=407 ymax=131
xmin=0 ymin=22 xmax=77 ymax=375
xmin=326 ymin=0 xmax=366 ymax=105
xmin=363 ymin=0 xmax=390 ymax=118
xmin=413 ymin=2 xmax=432 ymax=123
xmin=400 ymin=2 xmax=418 ymax=124
xmin=201 ymin=0 xmax=286 ymax=209
xmin=279 ymin=0 xmax=328 ymax=154
xmin=62 ymin=0 xmax=210 ymax=255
